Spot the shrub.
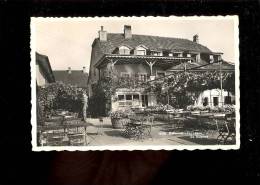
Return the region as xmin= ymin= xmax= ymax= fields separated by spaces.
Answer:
xmin=109 ymin=109 xmax=135 ymax=119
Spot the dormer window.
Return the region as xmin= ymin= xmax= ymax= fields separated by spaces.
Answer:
xmin=134 ymin=45 xmax=148 ymax=55
xmin=177 ymin=53 xmax=183 ymax=57
xmin=217 ymin=55 xmax=222 ymax=61
xmin=150 ymin=51 xmax=162 ymax=56
xmin=119 ymin=45 xmax=131 ymax=55
xmin=209 ymin=55 xmax=214 ymax=63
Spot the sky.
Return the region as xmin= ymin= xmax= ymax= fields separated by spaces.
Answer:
xmin=33 ymin=16 xmax=238 ymax=71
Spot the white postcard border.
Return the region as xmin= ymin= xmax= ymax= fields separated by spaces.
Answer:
xmin=31 ymin=16 xmax=240 ymax=151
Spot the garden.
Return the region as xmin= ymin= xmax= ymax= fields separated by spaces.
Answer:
xmin=37 ymin=69 xmax=236 ymax=146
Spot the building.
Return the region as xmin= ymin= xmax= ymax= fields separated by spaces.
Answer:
xmin=36 ymin=52 xmax=55 ymax=86
xmin=88 ymin=25 xmax=235 ymax=112
xmin=36 ymin=52 xmax=55 ymax=126
xmin=53 ymin=67 xmax=88 ymax=89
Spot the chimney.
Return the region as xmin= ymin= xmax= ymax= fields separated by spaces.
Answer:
xmin=124 ymin=25 xmax=132 ymax=39
xmin=99 ymin=26 xmax=107 ymax=42
xmin=193 ymin=34 xmax=199 ymax=43
xmin=82 ymin=66 xmax=87 ymax=73
xmin=68 ymin=67 xmax=71 ymax=74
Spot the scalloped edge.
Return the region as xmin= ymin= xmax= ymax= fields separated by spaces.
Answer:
xmin=31 ymin=15 xmax=240 ymax=151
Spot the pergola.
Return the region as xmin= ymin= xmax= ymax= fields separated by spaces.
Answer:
xmin=94 ymin=54 xmax=235 ymax=108
xmin=94 ymin=54 xmax=193 ymax=75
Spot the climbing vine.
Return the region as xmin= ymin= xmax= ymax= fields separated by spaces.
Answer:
xmin=89 ymin=70 xmax=235 ymax=113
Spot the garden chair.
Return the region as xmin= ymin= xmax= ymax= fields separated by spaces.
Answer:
xmin=45 ymin=132 xmax=67 ymax=146
xmin=144 ymin=115 xmax=155 ymax=140
xmin=68 ymin=133 xmax=86 ymax=146
xmin=214 ymin=114 xmax=235 ymax=144
xmin=223 ymin=117 xmax=236 ymax=144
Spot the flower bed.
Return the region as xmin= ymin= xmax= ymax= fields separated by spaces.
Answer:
xmin=187 ymin=104 xmax=235 ymax=113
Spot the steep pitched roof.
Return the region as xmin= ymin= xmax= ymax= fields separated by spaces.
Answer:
xmin=36 ymin=52 xmax=55 ymax=83
xmin=53 ymin=70 xmax=88 ymax=88
xmin=96 ymin=33 xmax=213 ymax=55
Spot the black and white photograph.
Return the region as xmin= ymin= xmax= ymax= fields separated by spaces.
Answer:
xmin=31 ymin=16 xmax=239 ymax=150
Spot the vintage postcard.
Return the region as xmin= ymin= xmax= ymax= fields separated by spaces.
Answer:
xmin=31 ymin=16 xmax=240 ymax=151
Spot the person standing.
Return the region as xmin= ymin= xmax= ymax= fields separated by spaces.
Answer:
xmin=82 ymin=90 xmax=88 ymax=122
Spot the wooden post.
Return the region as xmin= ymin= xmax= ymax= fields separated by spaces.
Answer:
xmin=220 ymin=60 xmax=223 ymax=107
xmin=145 ymin=60 xmax=156 ymax=76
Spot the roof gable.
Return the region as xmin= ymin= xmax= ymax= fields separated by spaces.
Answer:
xmin=36 ymin=52 xmax=55 ymax=83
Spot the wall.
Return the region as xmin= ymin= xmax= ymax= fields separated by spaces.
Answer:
xmin=195 ymin=89 xmax=235 ymax=107
xmin=88 ymin=40 xmax=105 ymax=96
xmin=36 ymin=64 xmax=47 ymax=86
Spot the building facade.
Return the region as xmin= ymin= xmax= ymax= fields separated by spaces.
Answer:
xmin=88 ymin=25 xmax=235 ymax=112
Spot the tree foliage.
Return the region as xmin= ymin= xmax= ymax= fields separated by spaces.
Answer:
xmin=37 ymin=82 xmax=84 ymax=119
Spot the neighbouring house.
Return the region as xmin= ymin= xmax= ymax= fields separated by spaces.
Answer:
xmin=36 ymin=52 xmax=55 ymax=126
xmin=53 ymin=67 xmax=88 ymax=89
xmin=36 ymin=52 xmax=55 ymax=86
xmin=88 ymin=25 xmax=235 ymax=113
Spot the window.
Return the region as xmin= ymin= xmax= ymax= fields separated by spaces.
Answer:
xmin=169 ymin=53 xmax=173 ymax=57
xmin=187 ymin=53 xmax=191 ymax=57
xmin=136 ymin=50 xmax=146 ymax=55
xmin=119 ymin=46 xmax=130 ymax=55
xmin=217 ymin=55 xmax=222 ymax=61
xmin=213 ymin=97 xmax=219 ymax=106
xmin=118 ymin=95 xmax=124 ymax=101
xmin=133 ymin=94 xmax=139 ymax=100
xmin=135 ymin=45 xmax=147 ymax=55
xmin=117 ymin=94 xmax=140 ymax=107
xmin=126 ymin=95 xmax=132 ymax=100
xmin=203 ymin=97 xmax=209 ymax=106
xmin=151 ymin=51 xmax=162 ymax=56
xmin=209 ymin=55 xmax=214 ymax=63
xmin=224 ymin=96 xmax=231 ymax=104
xmin=138 ymin=73 xmax=147 ymax=82
xmin=141 ymin=95 xmax=148 ymax=107
xmin=177 ymin=53 xmax=183 ymax=57
xmin=195 ymin=54 xmax=200 ymax=63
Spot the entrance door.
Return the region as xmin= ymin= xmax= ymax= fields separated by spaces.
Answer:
xmin=213 ymin=97 xmax=219 ymax=106
xmin=141 ymin=95 xmax=148 ymax=107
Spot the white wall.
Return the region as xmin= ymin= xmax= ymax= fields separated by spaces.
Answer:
xmin=36 ymin=64 xmax=47 ymax=86
xmin=195 ymin=89 xmax=235 ymax=107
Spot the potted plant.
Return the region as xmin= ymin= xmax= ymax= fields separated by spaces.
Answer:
xmin=109 ymin=109 xmax=134 ymax=129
